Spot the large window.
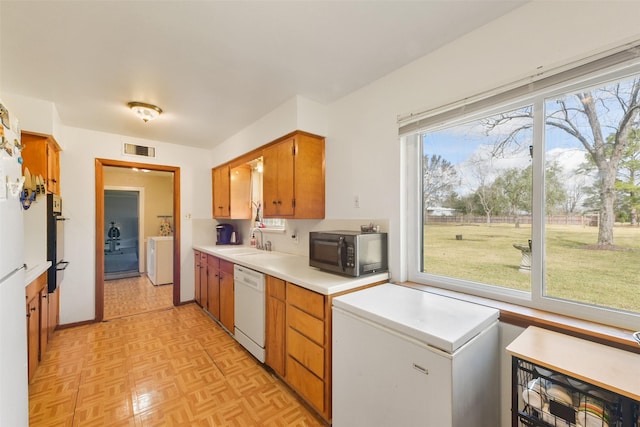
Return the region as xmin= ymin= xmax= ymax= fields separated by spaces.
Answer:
xmin=408 ymin=62 xmax=640 ymax=329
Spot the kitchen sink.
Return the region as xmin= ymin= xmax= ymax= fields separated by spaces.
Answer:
xmin=235 ymin=251 xmax=292 ymax=261
xmin=214 ymin=247 xmax=258 ymax=256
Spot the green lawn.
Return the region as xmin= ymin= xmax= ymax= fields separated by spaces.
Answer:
xmin=423 ymin=223 xmax=640 ymax=313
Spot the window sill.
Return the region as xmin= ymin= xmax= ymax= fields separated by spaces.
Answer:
xmin=398 ymin=281 xmax=640 ymax=354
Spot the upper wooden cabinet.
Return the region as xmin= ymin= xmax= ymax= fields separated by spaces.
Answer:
xmin=212 ymin=163 xmax=253 ymax=219
xmin=212 ymin=164 xmax=230 ymax=218
xmin=20 ymin=132 xmax=61 ymax=195
xmin=262 ymin=131 xmax=325 ymax=219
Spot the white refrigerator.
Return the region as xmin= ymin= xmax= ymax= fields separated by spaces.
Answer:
xmin=332 ymin=284 xmax=500 ymax=427
xmin=0 ymin=110 xmax=29 ymax=426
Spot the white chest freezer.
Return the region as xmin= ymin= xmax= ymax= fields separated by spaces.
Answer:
xmin=332 ymin=283 xmax=500 ymax=427
xmin=147 ymin=236 xmax=173 ymax=285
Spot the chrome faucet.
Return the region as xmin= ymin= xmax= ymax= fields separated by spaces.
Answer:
xmin=251 ymin=227 xmax=264 ymax=250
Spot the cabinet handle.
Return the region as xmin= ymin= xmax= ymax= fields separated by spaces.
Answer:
xmin=42 ymin=294 xmax=47 ymax=299
xmin=412 ymin=363 xmax=429 ymax=375
xmin=272 ymin=201 xmax=277 ymax=205
xmin=31 ymin=307 xmax=37 ymax=312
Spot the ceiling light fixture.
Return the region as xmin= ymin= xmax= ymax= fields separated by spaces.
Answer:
xmin=127 ymin=101 xmax=162 ymax=123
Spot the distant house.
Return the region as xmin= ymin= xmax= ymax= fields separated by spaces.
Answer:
xmin=426 ymin=207 xmax=456 ymax=216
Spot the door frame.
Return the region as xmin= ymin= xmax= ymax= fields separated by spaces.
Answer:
xmin=104 ymin=186 xmax=146 ymax=274
xmin=95 ymin=158 xmax=181 ymax=322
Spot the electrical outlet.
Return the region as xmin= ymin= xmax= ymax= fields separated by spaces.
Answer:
xmin=291 ymin=231 xmax=299 ymax=244
xmin=353 ymin=195 xmax=360 ymax=208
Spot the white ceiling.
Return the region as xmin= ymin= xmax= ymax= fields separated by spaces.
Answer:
xmin=0 ymin=1 xmax=526 ymax=149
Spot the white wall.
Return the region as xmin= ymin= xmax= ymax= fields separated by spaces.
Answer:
xmin=58 ymin=125 xmax=212 ymax=324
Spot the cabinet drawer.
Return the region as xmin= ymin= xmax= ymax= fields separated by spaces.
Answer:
xmin=267 ymin=276 xmax=286 ymax=300
xmin=220 ymin=259 xmax=234 ymax=275
xmin=287 ymin=327 xmax=324 ymax=379
xmin=288 ymin=305 xmax=324 ymax=345
xmin=287 ymin=283 xmax=324 ymax=319
xmin=287 ymin=355 xmax=324 ymax=413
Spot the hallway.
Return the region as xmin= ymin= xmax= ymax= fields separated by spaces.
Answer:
xmin=104 ymin=276 xmax=173 ymax=320
xmin=29 ymin=304 xmax=324 ymax=426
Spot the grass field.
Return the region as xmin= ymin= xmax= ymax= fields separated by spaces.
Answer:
xmin=423 ymin=223 xmax=640 ymax=313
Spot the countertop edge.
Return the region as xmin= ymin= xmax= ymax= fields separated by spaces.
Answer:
xmin=193 ymin=245 xmax=389 ymax=295
xmin=25 ymin=261 xmax=51 ymax=286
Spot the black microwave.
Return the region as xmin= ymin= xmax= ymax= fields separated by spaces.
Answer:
xmin=309 ymin=231 xmax=388 ymax=277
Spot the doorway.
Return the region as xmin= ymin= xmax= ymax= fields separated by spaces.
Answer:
xmin=104 ymin=188 xmax=143 ymax=280
xmin=95 ymin=159 xmax=181 ymax=322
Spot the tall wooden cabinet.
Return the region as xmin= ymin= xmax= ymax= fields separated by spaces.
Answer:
xmin=262 ymin=131 xmax=325 ymax=219
xmin=20 ymin=132 xmax=61 ymax=195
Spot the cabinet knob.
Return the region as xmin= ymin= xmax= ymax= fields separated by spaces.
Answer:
xmin=31 ymin=307 xmax=36 ymax=312
xmin=26 ymin=313 xmax=30 ymax=318
xmin=42 ymin=294 xmax=47 ymax=299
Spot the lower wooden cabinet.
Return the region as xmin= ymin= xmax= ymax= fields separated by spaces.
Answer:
xmin=218 ymin=261 xmax=234 ymax=332
xmin=264 ymin=275 xmax=385 ymax=422
xmin=197 ymin=252 xmax=235 ymax=333
xmin=25 ymin=271 xmax=59 ymax=383
xmin=26 ymin=295 xmax=39 ymax=382
xmin=265 ymin=276 xmax=286 ymax=377
xmin=207 ymin=256 xmax=220 ymax=318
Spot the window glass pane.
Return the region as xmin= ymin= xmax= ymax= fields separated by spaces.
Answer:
xmin=422 ymin=106 xmax=533 ymax=291
xmin=544 ymin=76 xmax=640 ymax=313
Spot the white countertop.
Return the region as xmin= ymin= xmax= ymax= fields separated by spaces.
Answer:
xmin=193 ymin=245 xmax=389 ymax=295
xmin=24 ymin=261 xmax=51 ymax=286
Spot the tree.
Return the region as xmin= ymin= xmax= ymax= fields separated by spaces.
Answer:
xmin=485 ymin=78 xmax=640 ymax=247
xmin=423 ymin=154 xmax=459 ymax=219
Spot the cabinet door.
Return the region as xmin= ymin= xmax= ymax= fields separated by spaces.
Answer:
xmin=20 ymin=133 xmax=61 ymax=195
xmin=219 ymin=268 xmax=234 ymax=332
xmin=194 ymin=251 xmax=202 ymax=305
xmin=199 ymin=253 xmax=208 ymax=308
xmin=46 ymin=140 xmax=60 ymax=195
xmin=266 ymin=276 xmax=286 ymax=376
xmin=39 ymin=290 xmax=49 ymax=359
xmin=293 ymin=134 xmax=325 ymax=219
xmin=26 ymin=298 xmax=39 ymax=382
xmin=263 ymin=139 xmax=294 ymax=217
xmin=230 ymin=165 xmax=252 ymax=219
xmin=207 ymin=255 xmax=220 ymax=318
xmin=212 ymin=165 xmax=230 ymax=218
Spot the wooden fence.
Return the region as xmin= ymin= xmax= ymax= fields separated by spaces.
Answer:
xmin=425 ymin=214 xmax=599 ymax=226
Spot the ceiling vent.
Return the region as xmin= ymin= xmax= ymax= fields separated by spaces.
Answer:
xmin=123 ymin=142 xmax=156 ymax=158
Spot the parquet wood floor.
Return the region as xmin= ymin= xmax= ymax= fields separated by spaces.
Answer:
xmin=30 ymin=304 xmax=325 ymax=426
xmin=104 ymin=276 xmax=173 ymax=320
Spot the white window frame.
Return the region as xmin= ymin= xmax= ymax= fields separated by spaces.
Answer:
xmin=405 ymin=62 xmax=640 ymax=331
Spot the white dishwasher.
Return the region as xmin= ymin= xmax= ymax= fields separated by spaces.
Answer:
xmin=233 ymin=264 xmax=266 ymax=363
xmin=332 ymin=283 xmax=500 ymax=427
